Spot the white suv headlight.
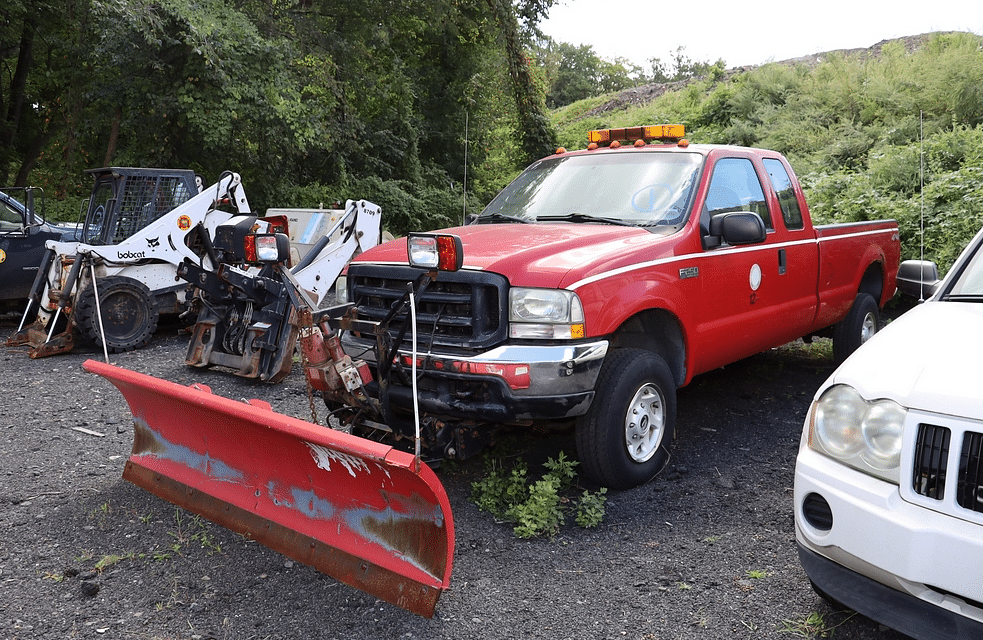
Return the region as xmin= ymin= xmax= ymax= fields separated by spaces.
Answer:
xmin=809 ymin=384 xmax=906 ymax=483
xmin=508 ymin=288 xmax=585 ymax=339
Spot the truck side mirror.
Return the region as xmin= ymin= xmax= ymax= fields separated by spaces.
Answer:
xmin=708 ymin=211 xmax=767 ymax=246
xmin=896 ymin=259 xmax=940 ymax=299
xmin=25 ymin=189 xmax=35 ymax=222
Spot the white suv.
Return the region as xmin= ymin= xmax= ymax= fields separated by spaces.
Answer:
xmin=794 ymin=227 xmax=983 ymax=639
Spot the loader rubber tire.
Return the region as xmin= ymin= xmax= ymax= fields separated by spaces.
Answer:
xmin=75 ymin=276 xmax=160 ymax=353
xmin=575 ymin=349 xmax=676 ymax=490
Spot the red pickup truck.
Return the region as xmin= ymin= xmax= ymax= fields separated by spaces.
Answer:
xmin=335 ymin=125 xmax=901 ymax=489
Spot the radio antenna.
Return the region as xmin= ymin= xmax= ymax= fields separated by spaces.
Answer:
xmin=462 ymin=110 xmax=469 ymax=226
xmin=919 ymin=110 xmax=926 ymax=301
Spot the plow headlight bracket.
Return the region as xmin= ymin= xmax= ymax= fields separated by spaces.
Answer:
xmin=407 ymin=233 xmax=464 ymax=271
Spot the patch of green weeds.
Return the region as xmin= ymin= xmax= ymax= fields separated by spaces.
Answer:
xmin=779 ymin=611 xmax=850 ymax=638
xmin=89 ymin=501 xmax=115 ymax=530
xmin=95 ymin=551 xmax=139 ymax=572
xmin=471 ymin=451 xmax=607 ymax=539
xmin=75 ymin=550 xmax=95 ymax=563
xmin=747 ymin=569 xmax=768 ymax=579
xmin=168 ymin=507 xmax=222 ymax=555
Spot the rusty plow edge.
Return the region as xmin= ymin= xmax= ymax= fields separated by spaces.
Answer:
xmin=82 ymin=359 xmax=454 ymax=618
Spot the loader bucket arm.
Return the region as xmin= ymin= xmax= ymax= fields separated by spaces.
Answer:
xmin=83 ymin=359 xmax=454 ymax=617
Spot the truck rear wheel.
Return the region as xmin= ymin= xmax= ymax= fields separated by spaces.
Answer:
xmin=576 ymin=349 xmax=676 ymax=489
xmin=832 ymin=293 xmax=879 ymax=365
xmin=75 ymin=276 xmax=160 ymax=352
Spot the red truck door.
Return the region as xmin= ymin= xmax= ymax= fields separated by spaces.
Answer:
xmin=761 ymin=156 xmax=821 ymax=338
xmin=689 ymin=154 xmax=819 ymax=375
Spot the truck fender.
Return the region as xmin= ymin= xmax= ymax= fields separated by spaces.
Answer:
xmin=576 ymin=276 xmax=690 ymax=387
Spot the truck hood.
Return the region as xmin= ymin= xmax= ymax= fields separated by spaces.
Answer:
xmin=353 ymin=224 xmax=678 ymax=289
xmin=830 ymin=301 xmax=983 ymax=419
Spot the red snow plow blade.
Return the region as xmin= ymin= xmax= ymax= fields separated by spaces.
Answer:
xmin=82 ymin=359 xmax=454 ymax=617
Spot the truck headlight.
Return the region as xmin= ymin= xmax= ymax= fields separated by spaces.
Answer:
xmin=509 ymin=288 xmax=585 ymax=339
xmin=808 ymin=384 xmax=905 ymax=483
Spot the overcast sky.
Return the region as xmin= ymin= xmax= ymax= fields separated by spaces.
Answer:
xmin=541 ymin=0 xmax=983 ymax=69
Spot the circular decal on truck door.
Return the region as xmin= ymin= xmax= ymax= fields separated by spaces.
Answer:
xmin=749 ymin=263 xmax=762 ymax=291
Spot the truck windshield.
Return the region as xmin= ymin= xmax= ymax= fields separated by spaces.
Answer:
xmin=476 ymin=151 xmax=703 ymax=229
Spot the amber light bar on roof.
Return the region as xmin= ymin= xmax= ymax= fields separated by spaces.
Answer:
xmin=587 ymin=124 xmax=685 ymax=145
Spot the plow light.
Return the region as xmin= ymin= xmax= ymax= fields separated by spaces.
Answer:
xmin=214 ymin=215 xmax=292 ymax=265
xmin=408 ymin=233 xmax=464 ymax=271
xmin=244 ymin=233 xmax=290 ymax=264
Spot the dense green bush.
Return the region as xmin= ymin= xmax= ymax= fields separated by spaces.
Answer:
xmin=471 ymin=452 xmax=607 ymax=539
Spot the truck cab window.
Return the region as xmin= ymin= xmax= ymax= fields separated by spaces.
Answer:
xmin=0 ymin=199 xmax=25 ymax=232
xmin=701 ymin=158 xmax=770 ymax=234
xmin=763 ymin=158 xmax=804 ymax=230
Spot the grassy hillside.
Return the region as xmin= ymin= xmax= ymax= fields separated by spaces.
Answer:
xmin=551 ymin=32 xmax=983 ymax=273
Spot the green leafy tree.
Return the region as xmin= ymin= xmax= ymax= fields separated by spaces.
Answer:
xmin=0 ymin=0 xmax=91 ymax=188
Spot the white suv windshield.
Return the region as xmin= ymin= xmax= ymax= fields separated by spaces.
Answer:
xmin=946 ymin=240 xmax=983 ymax=298
xmin=477 ymin=151 xmax=703 ymax=228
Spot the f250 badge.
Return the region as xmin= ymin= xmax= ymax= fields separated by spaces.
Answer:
xmin=679 ymin=266 xmax=699 ymax=279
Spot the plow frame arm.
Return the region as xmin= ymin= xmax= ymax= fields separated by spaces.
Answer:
xmin=291 ymin=200 xmax=383 ymax=308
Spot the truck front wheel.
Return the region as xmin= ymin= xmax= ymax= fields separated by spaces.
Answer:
xmin=832 ymin=292 xmax=879 ymax=364
xmin=576 ymin=349 xmax=676 ymax=489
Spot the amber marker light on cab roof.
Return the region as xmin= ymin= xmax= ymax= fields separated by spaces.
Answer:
xmin=587 ymin=124 xmax=686 ymax=147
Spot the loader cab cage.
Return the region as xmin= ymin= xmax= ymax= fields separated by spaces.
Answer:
xmin=81 ymin=168 xmax=200 ymax=245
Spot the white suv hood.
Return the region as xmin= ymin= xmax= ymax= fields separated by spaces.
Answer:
xmin=830 ymin=301 xmax=983 ymax=419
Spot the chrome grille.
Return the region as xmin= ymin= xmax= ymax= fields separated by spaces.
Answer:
xmin=347 ymin=265 xmax=508 ymax=351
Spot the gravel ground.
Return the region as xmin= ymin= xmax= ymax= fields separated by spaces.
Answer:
xmin=0 ymin=320 xmax=908 ymax=640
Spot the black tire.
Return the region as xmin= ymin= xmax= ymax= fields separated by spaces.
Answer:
xmin=832 ymin=293 xmax=879 ymax=365
xmin=576 ymin=349 xmax=676 ymax=489
xmin=74 ymin=276 xmax=160 ymax=352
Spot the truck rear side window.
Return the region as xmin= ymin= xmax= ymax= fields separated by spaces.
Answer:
xmin=0 ymin=198 xmax=24 ymax=232
xmin=763 ymin=158 xmax=804 ymax=230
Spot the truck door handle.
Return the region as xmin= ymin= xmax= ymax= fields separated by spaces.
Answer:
xmin=778 ymin=249 xmax=787 ymax=275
